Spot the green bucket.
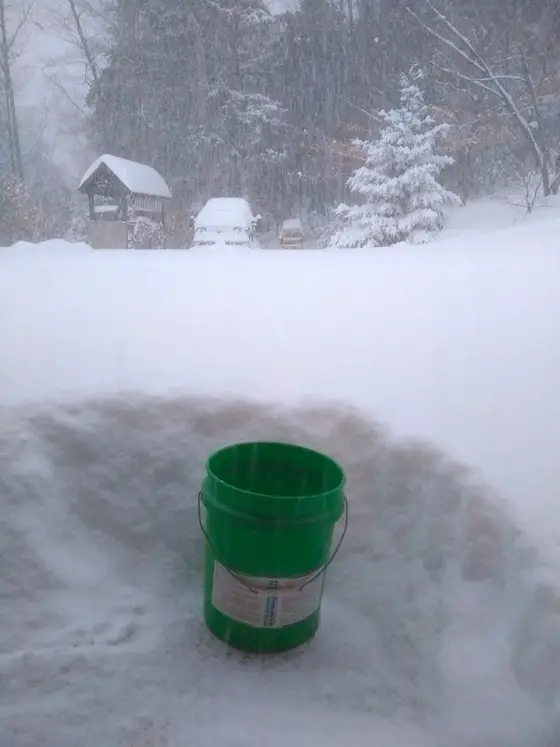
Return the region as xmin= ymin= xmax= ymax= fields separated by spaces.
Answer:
xmin=199 ymin=441 xmax=347 ymax=653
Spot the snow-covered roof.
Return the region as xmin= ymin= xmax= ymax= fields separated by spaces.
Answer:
xmin=78 ymin=154 xmax=172 ymax=199
xmin=282 ymin=218 xmax=302 ymax=231
xmin=194 ymin=197 xmax=254 ymax=230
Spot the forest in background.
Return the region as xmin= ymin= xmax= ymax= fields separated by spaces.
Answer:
xmin=1 ymin=0 xmax=560 ymax=244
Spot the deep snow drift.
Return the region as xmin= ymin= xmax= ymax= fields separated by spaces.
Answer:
xmin=1 ymin=204 xmax=560 ymax=745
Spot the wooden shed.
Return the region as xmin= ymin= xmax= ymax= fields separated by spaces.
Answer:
xmin=78 ymin=154 xmax=172 ymax=249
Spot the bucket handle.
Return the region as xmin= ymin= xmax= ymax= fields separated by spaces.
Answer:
xmin=298 ymin=494 xmax=348 ymax=591
xmin=198 ymin=491 xmax=348 ymax=594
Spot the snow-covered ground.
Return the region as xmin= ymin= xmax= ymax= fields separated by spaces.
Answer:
xmin=1 ymin=200 xmax=560 ymax=745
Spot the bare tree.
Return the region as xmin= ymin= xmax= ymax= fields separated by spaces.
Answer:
xmin=43 ymin=0 xmax=109 ymax=85
xmin=408 ymin=0 xmax=560 ymax=196
xmin=65 ymin=0 xmax=101 ymax=87
xmin=509 ymin=165 xmax=544 ymax=213
xmin=40 ymin=0 xmax=111 ymax=147
xmin=0 ymin=0 xmax=34 ymax=180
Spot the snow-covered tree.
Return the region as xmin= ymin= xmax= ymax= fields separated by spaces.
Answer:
xmin=330 ymin=66 xmax=461 ymax=248
xmin=64 ymin=194 xmax=91 ymax=243
xmin=0 ymin=173 xmax=38 ymax=245
xmin=86 ymin=0 xmax=290 ymax=220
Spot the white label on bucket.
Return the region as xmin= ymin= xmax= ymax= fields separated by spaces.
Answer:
xmin=211 ymin=562 xmax=325 ymax=629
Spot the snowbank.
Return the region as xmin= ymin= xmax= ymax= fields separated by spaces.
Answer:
xmin=1 ymin=218 xmax=558 ymax=546
xmin=3 ymin=239 xmax=93 ymax=254
xmin=439 ymin=192 xmax=560 ymax=241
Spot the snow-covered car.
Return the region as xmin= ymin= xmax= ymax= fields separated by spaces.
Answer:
xmin=190 ymin=197 xmax=262 ymax=249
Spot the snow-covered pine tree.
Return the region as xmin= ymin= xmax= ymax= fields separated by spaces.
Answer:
xmin=330 ymin=66 xmax=461 ymax=248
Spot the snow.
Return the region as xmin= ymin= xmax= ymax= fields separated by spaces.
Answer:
xmin=331 ymin=68 xmax=459 ymax=249
xmin=94 ymin=204 xmax=120 ymax=214
xmin=191 ymin=227 xmax=253 ymax=249
xmin=194 ymin=197 xmax=256 ymax=230
xmin=1 ymin=204 xmax=560 ymax=745
xmin=440 ymin=190 xmax=560 ymax=237
xmin=78 ymin=154 xmax=172 ymax=200
xmin=4 ymin=239 xmax=93 ymax=254
xmin=192 ymin=197 xmax=259 ymax=248
xmin=282 ymin=218 xmax=302 ymax=231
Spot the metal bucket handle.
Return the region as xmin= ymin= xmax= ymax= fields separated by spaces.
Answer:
xmin=197 ymin=490 xmax=348 ymax=594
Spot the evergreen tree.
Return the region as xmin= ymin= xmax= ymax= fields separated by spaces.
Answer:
xmin=330 ymin=67 xmax=460 ymax=248
xmin=88 ymin=0 xmax=288 ymax=215
xmin=88 ymin=0 xmax=214 ymax=201
xmin=208 ymin=1 xmax=288 ymax=205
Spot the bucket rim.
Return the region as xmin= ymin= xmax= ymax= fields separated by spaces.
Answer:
xmin=205 ymin=440 xmax=346 ymax=501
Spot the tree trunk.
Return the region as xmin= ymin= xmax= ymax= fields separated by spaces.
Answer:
xmin=541 ymin=161 xmax=550 ymax=196
xmin=0 ymin=0 xmax=23 ymax=181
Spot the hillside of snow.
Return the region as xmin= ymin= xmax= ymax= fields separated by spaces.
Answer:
xmin=1 ymin=203 xmax=560 ymax=745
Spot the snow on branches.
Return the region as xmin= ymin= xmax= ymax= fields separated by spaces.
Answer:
xmin=330 ymin=66 xmax=460 ymax=249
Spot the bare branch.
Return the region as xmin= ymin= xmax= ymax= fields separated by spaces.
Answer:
xmin=410 ymin=0 xmax=549 ymax=189
xmin=345 ymin=101 xmax=383 ymax=125
xmin=407 ymin=7 xmax=487 ymax=77
xmin=66 ymin=0 xmax=100 ymax=85
xmin=476 ymin=74 xmax=527 ymax=84
xmin=7 ymin=0 xmax=35 ymax=53
xmin=520 ymin=49 xmax=548 ymax=155
xmin=430 ymin=61 xmax=500 ymax=97
xmin=42 ymin=66 xmax=87 ymax=115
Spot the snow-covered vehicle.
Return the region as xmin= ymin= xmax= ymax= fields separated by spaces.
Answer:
xmin=190 ymin=197 xmax=262 ymax=249
xmin=280 ymin=218 xmax=304 ymax=248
